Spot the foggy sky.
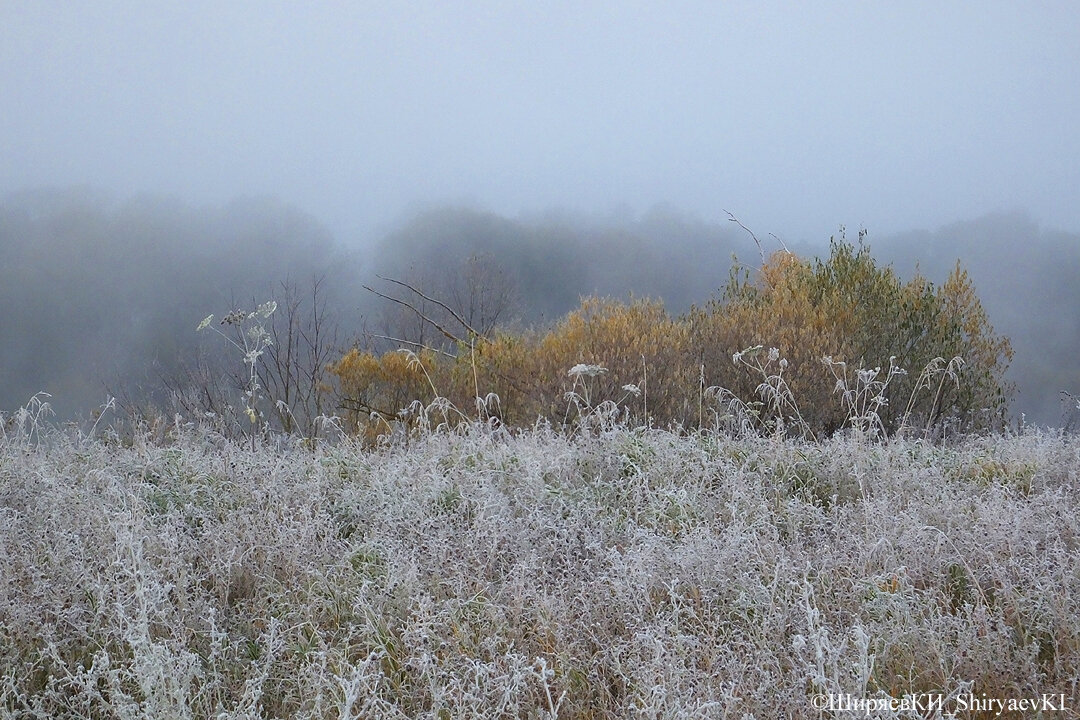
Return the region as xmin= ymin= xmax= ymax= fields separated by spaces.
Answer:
xmin=3 ymin=2 xmax=1079 ymax=245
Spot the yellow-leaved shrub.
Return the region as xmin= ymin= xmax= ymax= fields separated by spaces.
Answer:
xmin=458 ymin=298 xmax=693 ymax=428
xmin=331 ymin=236 xmax=1012 ymax=441
xmin=691 ymin=236 xmax=1013 ymax=435
xmin=331 ymin=347 xmax=441 ymax=441
xmin=689 ymin=250 xmax=855 ymax=434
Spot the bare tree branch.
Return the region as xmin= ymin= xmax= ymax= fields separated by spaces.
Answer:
xmin=363 ymin=283 xmax=465 ymax=345
xmin=366 ymin=334 xmax=457 ymax=358
xmin=768 ymin=232 xmax=791 ymax=253
xmin=376 ymin=275 xmax=483 ymax=340
xmin=724 ymin=210 xmax=765 ymax=266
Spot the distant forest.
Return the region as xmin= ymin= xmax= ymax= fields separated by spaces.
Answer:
xmin=1 ymin=188 xmax=1077 ymax=428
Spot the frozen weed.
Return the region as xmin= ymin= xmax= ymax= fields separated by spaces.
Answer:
xmin=702 ymin=346 xmax=813 ymax=440
xmin=823 ymin=354 xmax=908 ymax=439
xmin=0 ymin=392 xmax=55 ymax=446
xmin=563 ymin=364 xmax=643 ymax=436
xmin=196 ymin=300 xmax=278 ymax=450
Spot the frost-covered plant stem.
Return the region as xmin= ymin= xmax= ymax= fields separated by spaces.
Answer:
xmin=823 ymin=355 xmax=908 ymax=440
xmin=1 ymin=392 xmax=54 ymax=446
xmin=197 ymin=301 xmax=277 ymax=450
xmin=732 ymin=345 xmax=813 ymax=439
xmin=562 ymin=363 xmax=641 ymax=434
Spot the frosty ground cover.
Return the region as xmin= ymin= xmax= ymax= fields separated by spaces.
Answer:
xmin=1 ymin=424 xmax=1078 ymax=718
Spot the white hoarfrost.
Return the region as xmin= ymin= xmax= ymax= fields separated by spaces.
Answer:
xmin=1 ymin=423 xmax=1078 ymax=718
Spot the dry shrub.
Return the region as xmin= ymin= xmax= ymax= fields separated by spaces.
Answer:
xmin=929 ymin=263 xmax=1014 ymax=430
xmin=689 ymin=250 xmax=854 ymax=434
xmin=331 ymin=348 xmax=441 ymax=442
xmin=692 ymin=235 xmax=1012 ymax=437
xmin=332 ymin=298 xmax=695 ymax=436
xmin=481 ymin=297 xmax=693 ymax=427
xmin=332 ymin=236 xmax=1012 ymax=441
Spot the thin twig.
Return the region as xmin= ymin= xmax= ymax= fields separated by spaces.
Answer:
xmin=362 ymin=285 xmax=463 ymax=344
xmin=376 ymin=275 xmax=483 ymax=340
xmin=367 ymin=334 xmax=457 ymax=358
xmin=724 ymin=210 xmax=765 ymax=266
xmin=769 ymin=232 xmax=791 ymax=253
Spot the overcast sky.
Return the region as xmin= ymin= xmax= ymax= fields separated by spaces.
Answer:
xmin=3 ymin=2 xmax=1078 ymax=246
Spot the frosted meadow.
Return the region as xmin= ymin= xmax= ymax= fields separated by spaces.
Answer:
xmin=1 ymin=410 xmax=1078 ymax=718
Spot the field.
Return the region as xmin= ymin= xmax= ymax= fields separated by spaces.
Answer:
xmin=1 ymin=421 xmax=1078 ymax=718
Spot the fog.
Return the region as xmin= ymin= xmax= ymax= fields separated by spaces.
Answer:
xmin=2 ymin=4 xmax=1078 ymax=427
xmin=4 ymin=3 xmax=1079 ymax=244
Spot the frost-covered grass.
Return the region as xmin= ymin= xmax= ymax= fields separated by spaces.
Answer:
xmin=1 ymin=423 xmax=1079 ymax=718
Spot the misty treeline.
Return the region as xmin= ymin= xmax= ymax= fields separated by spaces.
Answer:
xmin=1 ymin=189 xmax=1076 ymax=434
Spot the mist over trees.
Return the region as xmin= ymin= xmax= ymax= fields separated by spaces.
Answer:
xmin=874 ymin=212 xmax=1080 ymax=427
xmin=0 ymin=189 xmax=351 ymax=419
xmin=1 ymin=189 xmax=1076 ymax=428
xmin=366 ymin=204 xmax=751 ymax=330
